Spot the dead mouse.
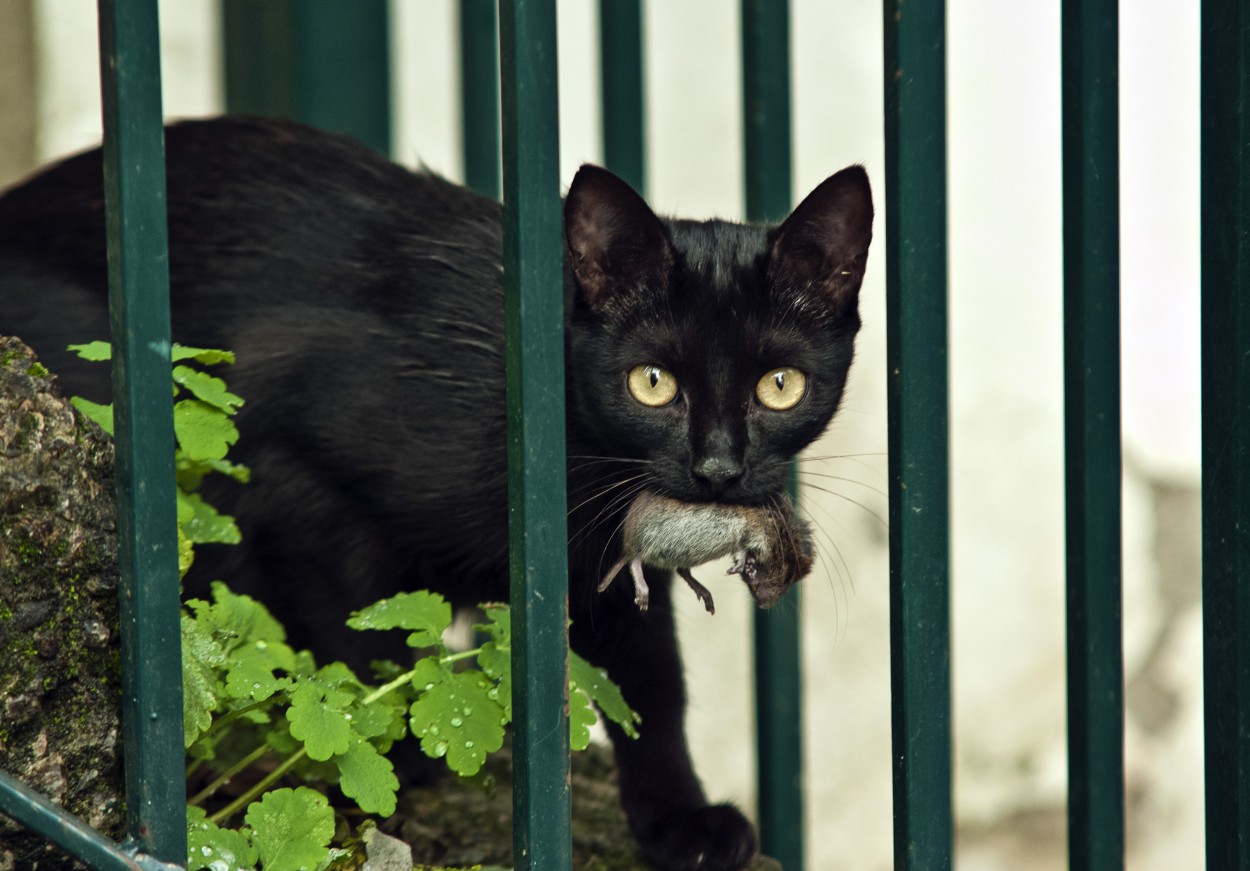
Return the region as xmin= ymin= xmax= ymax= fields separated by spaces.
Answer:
xmin=598 ymin=490 xmax=815 ymax=614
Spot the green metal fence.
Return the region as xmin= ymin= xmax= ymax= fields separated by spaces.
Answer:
xmin=0 ymin=2 xmax=1247 ymax=870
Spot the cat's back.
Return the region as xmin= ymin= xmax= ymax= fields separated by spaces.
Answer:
xmin=0 ymin=116 xmax=504 ymax=397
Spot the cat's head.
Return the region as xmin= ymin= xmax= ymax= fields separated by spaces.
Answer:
xmin=564 ymin=164 xmax=872 ymax=505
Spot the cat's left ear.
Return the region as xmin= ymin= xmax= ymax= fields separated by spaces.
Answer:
xmin=768 ymin=165 xmax=873 ymax=316
xmin=565 ymin=164 xmax=674 ymax=313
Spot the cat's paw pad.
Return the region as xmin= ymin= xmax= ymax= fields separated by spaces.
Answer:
xmin=638 ymin=803 xmax=757 ymax=871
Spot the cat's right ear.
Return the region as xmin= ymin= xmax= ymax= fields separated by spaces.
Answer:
xmin=565 ymin=165 xmax=673 ymax=312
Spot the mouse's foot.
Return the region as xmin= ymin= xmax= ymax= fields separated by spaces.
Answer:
xmin=677 ymin=568 xmax=716 ymax=615
xmin=629 ymin=558 xmax=650 ymax=611
xmin=727 ymin=549 xmax=759 ymax=584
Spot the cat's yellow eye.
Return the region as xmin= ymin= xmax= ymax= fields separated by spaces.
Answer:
xmin=628 ymin=365 xmax=679 ymax=407
xmin=756 ymin=367 xmax=807 ymax=410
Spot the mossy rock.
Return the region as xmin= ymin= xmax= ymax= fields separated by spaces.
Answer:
xmin=0 ymin=337 xmax=125 ymax=869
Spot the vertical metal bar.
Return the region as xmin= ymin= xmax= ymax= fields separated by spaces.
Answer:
xmin=599 ymin=0 xmax=646 ymax=194
xmin=221 ymin=0 xmax=298 ymax=120
xmin=460 ymin=0 xmax=501 ymax=199
xmin=97 ymin=0 xmax=185 ymax=863
xmin=294 ymin=0 xmax=391 ymax=156
xmin=1201 ymin=1 xmax=1250 ymax=867
xmin=741 ymin=2 xmax=804 ymax=868
xmin=882 ymin=1 xmax=952 ymax=868
xmin=497 ymin=1 xmax=572 ymax=869
xmin=222 ymin=0 xmax=392 ymax=156
xmin=1061 ymin=3 xmax=1125 ymax=869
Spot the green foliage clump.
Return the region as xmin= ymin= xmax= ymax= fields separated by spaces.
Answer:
xmin=68 ymin=341 xmax=250 ymax=578
xmin=70 ymin=341 xmax=640 ymax=870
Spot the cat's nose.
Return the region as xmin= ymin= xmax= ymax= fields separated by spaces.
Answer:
xmin=692 ymin=455 xmax=744 ymax=494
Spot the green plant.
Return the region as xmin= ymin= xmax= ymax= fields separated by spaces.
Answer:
xmin=70 ymin=342 xmax=640 ymax=870
xmin=68 ymin=341 xmax=249 ymax=578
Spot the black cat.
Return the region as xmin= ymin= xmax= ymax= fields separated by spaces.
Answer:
xmin=0 ymin=116 xmax=872 ymax=871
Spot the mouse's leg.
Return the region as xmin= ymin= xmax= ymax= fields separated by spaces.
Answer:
xmin=629 ymin=558 xmax=651 ymax=610
xmin=677 ymin=568 xmax=716 ymax=615
xmin=598 ymin=557 xmax=630 ymax=593
xmin=727 ymin=550 xmax=760 ymax=584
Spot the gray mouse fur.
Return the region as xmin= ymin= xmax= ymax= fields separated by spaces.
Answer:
xmin=599 ymin=490 xmax=815 ymax=614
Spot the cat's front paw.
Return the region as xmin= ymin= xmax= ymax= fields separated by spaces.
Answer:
xmin=637 ymin=803 xmax=757 ymax=871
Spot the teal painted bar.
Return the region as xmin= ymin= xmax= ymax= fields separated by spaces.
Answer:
xmin=599 ymin=0 xmax=646 ymax=194
xmin=460 ymin=0 xmax=501 ymax=199
xmin=222 ymin=0 xmax=392 ymax=156
xmin=742 ymin=0 xmax=791 ymax=222
xmin=882 ymin=1 xmax=953 ymax=868
xmin=497 ymin=1 xmax=573 ymax=868
xmin=1061 ymin=2 xmax=1125 ymax=869
xmin=1201 ymin=1 xmax=1250 ymax=867
xmin=0 ymin=770 xmax=168 ymax=871
xmin=741 ymin=2 xmax=805 ymax=868
xmin=97 ymin=0 xmax=186 ymax=863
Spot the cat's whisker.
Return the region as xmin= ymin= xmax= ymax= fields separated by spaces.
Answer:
xmin=800 ymin=452 xmax=889 ymax=484
xmin=566 ymin=469 xmax=652 ymax=518
xmin=795 ymin=470 xmax=888 ymax=500
xmin=796 ymin=498 xmax=856 ymax=598
xmin=567 ymin=477 xmax=652 ymax=552
xmin=796 ymin=481 xmax=889 ymax=530
xmin=792 ymin=504 xmax=855 ymax=641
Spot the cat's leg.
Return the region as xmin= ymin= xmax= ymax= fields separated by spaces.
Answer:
xmin=571 ymin=570 xmax=757 ymax=871
xmin=676 ymin=568 xmax=715 ymax=615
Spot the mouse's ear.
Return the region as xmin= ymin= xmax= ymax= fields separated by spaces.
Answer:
xmin=565 ymin=164 xmax=673 ymax=314
xmin=767 ymin=165 xmax=873 ymax=318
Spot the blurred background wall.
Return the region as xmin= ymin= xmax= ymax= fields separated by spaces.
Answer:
xmin=0 ymin=1 xmax=1202 ymax=868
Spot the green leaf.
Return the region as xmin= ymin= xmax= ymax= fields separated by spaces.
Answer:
xmin=244 ymin=787 xmax=334 ymax=871
xmin=172 ymin=344 xmax=236 ymax=365
xmin=197 ymin=581 xmax=288 ymax=648
xmin=348 ymin=695 xmax=405 ymax=741
xmin=186 ymin=806 xmax=257 ymax=871
xmin=178 ymin=526 xmax=195 ymax=579
xmin=174 ymin=398 xmax=239 ymax=461
xmin=67 ymin=340 xmax=111 ymax=361
xmin=287 ymin=682 xmax=353 ymax=761
xmin=570 ymin=652 xmax=640 ymax=739
xmin=177 ymin=455 xmax=251 ymax=493
xmin=181 ymin=613 xmax=226 ymax=748
xmin=334 ymin=736 xmax=399 ymax=817
xmin=408 ymin=656 xmax=448 ymax=694
xmin=70 ymin=396 xmax=114 ymax=435
xmin=409 ymin=671 xmax=505 ymax=776
xmin=475 ymin=642 xmax=511 ymax=722
xmin=347 ymin=590 xmax=452 ymax=649
xmin=178 ymin=490 xmax=242 ymax=545
xmin=174 ymin=365 xmax=245 ymax=415
xmin=474 ymin=603 xmax=511 ymax=646
xmin=224 ymin=657 xmax=285 ymax=703
xmin=568 ymin=686 xmax=599 ymax=751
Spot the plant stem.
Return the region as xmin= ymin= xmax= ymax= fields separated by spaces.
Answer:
xmin=359 ymin=646 xmax=490 ymax=706
xmin=208 ymin=746 xmax=307 ymax=825
xmin=189 ymin=744 xmax=271 ymax=808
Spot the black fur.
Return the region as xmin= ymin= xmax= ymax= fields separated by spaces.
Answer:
xmin=0 ymin=116 xmax=872 ymax=871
